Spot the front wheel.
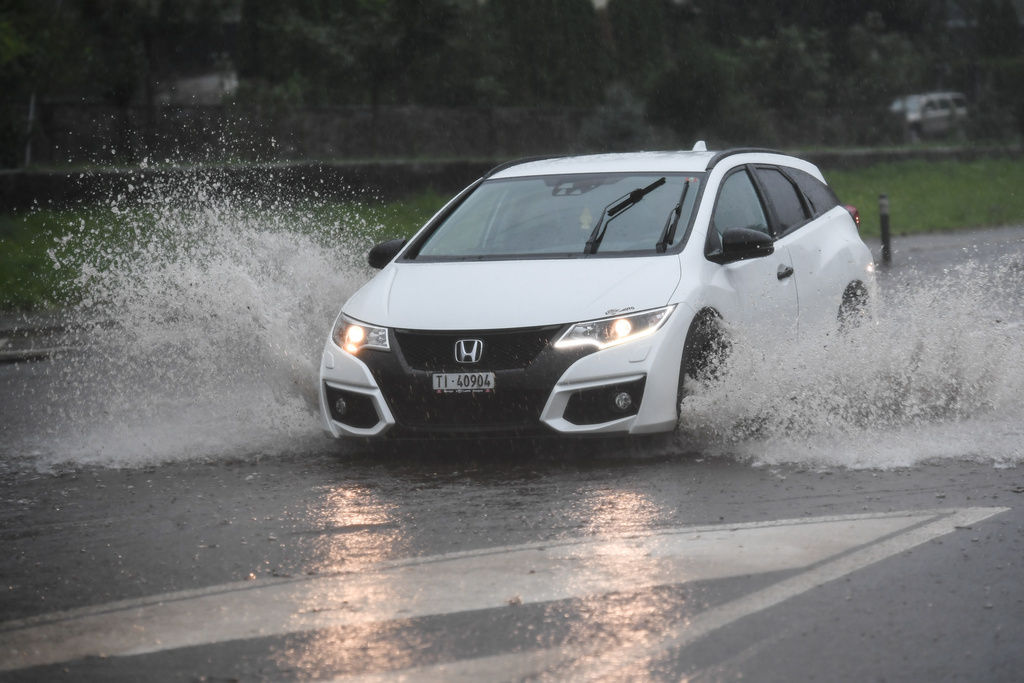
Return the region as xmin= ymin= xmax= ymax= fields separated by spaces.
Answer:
xmin=676 ymin=311 xmax=729 ymax=420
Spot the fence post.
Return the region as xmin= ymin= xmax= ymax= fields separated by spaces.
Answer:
xmin=879 ymin=193 xmax=891 ymax=265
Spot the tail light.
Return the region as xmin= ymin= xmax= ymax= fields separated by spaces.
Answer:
xmin=844 ymin=204 xmax=860 ymax=231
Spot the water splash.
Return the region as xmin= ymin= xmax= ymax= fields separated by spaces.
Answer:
xmin=679 ymin=257 xmax=1024 ymax=469
xmin=11 ymin=172 xmax=1024 ymax=471
xmin=29 ymin=170 xmax=384 ymax=468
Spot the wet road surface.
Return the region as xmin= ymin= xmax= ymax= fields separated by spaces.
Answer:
xmin=1 ymin=226 xmax=1024 ymax=681
xmin=1 ymin=449 xmax=1021 ymax=681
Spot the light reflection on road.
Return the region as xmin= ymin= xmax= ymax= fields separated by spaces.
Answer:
xmin=282 ymin=483 xmax=411 ymax=677
xmin=276 ymin=482 xmax=685 ymax=679
xmin=580 ymin=487 xmax=661 ymax=536
xmin=306 ymin=484 xmax=406 ymax=574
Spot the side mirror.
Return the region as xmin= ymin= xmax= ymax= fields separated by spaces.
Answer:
xmin=710 ymin=228 xmax=774 ymax=264
xmin=367 ymin=238 xmax=407 ymax=270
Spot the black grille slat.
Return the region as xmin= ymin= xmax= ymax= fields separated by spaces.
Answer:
xmin=383 ymin=387 xmax=549 ymax=429
xmin=395 ymin=325 xmax=562 ymax=371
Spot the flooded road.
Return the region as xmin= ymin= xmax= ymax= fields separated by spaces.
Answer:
xmin=1 ymin=215 xmax=1023 ymax=680
xmin=0 ymin=446 xmax=1020 ymax=681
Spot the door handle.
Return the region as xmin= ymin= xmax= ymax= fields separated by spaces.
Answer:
xmin=777 ymin=265 xmax=794 ymax=280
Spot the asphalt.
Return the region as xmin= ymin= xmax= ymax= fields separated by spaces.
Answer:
xmin=1 ymin=224 xmax=1023 ymax=681
xmin=0 ymin=310 xmax=80 ymax=363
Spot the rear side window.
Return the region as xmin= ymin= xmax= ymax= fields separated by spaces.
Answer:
xmin=786 ymin=168 xmax=840 ymax=218
xmin=755 ymin=167 xmax=808 ymax=234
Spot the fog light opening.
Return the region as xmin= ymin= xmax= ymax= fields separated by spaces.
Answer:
xmin=334 ymin=397 xmax=348 ymax=416
xmin=563 ymin=378 xmax=645 ymax=426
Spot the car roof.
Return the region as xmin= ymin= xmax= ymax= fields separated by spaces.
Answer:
xmin=487 ymin=151 xmax=714 ymax=179
xmin=897 ymin=91 xmax=966 ymax=103
xmin=486 ymin=148 xmax=816 ymax=180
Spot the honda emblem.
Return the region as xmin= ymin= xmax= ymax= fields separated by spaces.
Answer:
xmin=455 ymin=339 xmax=484 ymax=364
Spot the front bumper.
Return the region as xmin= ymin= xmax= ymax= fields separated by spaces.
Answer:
xmin=319 ymin=320 xmax=688 ymax=439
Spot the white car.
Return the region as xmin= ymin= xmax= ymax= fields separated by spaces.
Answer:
xmin=319 ymin=145 xmax=874 ymax=439
xmin=889 ymin=92 xmax=968 ymax=141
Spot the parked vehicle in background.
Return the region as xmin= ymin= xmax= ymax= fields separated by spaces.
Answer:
xmin=889 ymin=92 xmax=968 ymax=142
xmin=319 ymin=145 xmax=874 ymax=440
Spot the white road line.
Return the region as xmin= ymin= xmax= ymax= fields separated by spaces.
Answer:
xmin=0 ymin=508 xmax=1006 ymax=674
xmin=557 ymin=505 xmax=1007 ymax=681
xmin=329 ymin=506 xmax=1006 ymax=683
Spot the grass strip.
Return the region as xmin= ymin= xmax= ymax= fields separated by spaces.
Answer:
xmin=0 ymin=194 xmax=447 ymax=312
xmin=3 ymin=159 xmax=1024 ymax=312
xmin=826 ymin=158 xmax=1024 ymax=237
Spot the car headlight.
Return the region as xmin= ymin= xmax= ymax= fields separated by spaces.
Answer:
xmin=333 ymin=316 xmax=390 ymax=354
xmin=555 ymin=306 xmax=675 ymax=350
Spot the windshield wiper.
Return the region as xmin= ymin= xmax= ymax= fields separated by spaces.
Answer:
xmin=583 ymin=177 xmax=666 ymax=255
xmin=655 ymin=180 xmax=691 ymax=253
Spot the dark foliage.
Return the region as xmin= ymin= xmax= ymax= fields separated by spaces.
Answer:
xmin=2 ymin=0 xmax=1023 ymax=166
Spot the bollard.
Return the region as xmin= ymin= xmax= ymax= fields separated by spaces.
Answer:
xmin=879 ymin=193 xmax=891 ymax=265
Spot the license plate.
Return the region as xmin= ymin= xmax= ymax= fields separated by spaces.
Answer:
xmin=433 ymin=372 xmax=496 ymax=393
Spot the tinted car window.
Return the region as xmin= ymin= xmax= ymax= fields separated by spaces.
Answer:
xmin=712 ymin=170 xmax=769 ymax=239
xmin=786 ymin=168 xmax=840 ymax=218
xmin=756 ymin=167 xmax=808 ymax=234
xmin=414 ymin=173 xmax=702 ymax=259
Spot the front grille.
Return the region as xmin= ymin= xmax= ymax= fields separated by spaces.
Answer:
xmin=394 ymin=325 xmax=563 ymax=371
xmin=382 ymin=385 xmax=550 ymax=430
xmin=357 ymin=325 xmax=597 ymax=435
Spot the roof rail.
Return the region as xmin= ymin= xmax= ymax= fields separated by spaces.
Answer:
xmin=706 ymin=147 xmax=785 ymax=170
xmin=484 ymin=155 xmax=561 ymax=178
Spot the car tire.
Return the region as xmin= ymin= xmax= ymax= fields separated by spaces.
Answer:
xmin=838 ymin=281 xmax=870 ymax=333
xmin=676 ymin=310 xmax=728 ymax=419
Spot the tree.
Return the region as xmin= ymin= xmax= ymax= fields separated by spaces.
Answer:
xmin=606 ymin=0 xmax=667 ymax=88
xmin=236 ymin=0 xmax=340 ymax=104
xmin=842 ymin=12 xmax=930 ymax=108
xmin=0 ymin=0 xmax=83 ymax=166
xmin=976 ymin=0 xmax=1023 ymax=58
xmin=645 ymin=32 xmax=729 ymax=142
xmin=236 ymin=0 xmax=473 ymax=107
xmin=741 ymin=25 xmax=831 ymax=114
xmin=485 ymin=0 xmax=609 ymax=106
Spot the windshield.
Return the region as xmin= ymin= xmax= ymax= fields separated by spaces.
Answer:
xmin=890 ymin=95 xmax=922 ymax=113
xmin=413 ymin=172 xmax=703 ymax=260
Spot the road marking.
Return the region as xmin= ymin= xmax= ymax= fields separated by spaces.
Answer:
xmin=0 ymin=508 xmax=1007 ymax=674
xmin=327 ymin=506 xmax=1008 ymax=682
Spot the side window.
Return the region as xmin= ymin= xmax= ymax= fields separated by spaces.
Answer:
xmin=756 ymin=167 xmax=809 ymax=234
xmin=787 ymin=168 xmax=840 ymax=218
xmin=712 ymin=170 xmax=769 ymax=241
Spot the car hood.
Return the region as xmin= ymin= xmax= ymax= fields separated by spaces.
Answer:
xmin=343 ymin=258 xmax=682 ymax=330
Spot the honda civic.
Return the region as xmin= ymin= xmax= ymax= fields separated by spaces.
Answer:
xmin=319 ymin=145 xmax=873 ymax=439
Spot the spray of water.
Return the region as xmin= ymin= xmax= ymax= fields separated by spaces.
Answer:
xmin=14 ymin=171 xmax=1024 ymax=471
xmin=680 ymin=257 xmax=1024 ymax=469
xmin=31 ymin=169 xmax=382 ymax=468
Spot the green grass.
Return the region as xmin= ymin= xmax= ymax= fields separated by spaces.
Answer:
xmin=3 ymin=160 xmax=1023 ymax=312
xmin=296 ymin=190 xmax=446 ymax=242
xmin=826 ymin=158 xmax=1024 ymax=237
xmin=0 ymin=211 xmax=68 ymax=311
xmin=0 ymin=193 xmax=448 ymax=312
